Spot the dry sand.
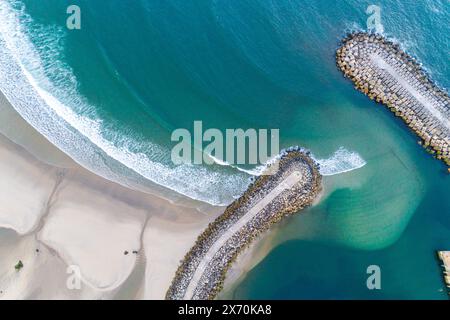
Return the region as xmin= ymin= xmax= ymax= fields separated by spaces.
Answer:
xmin=0 ymin=95 xmax=222 ymax=299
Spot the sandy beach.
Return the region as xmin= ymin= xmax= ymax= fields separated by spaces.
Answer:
xmin=0 ymin=91 xmax=330 ymax=299
xmin=0 ymin=93 xmax=223 ymax=299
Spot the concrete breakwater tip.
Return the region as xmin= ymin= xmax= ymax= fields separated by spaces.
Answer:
xmin=336 ymin=32 xmax=450 ymax=170
xmin=166 ymin=149 xmax=322 ymax=300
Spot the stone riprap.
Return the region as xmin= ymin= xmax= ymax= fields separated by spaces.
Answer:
xmin=437 ymin=251 xmax=450 ymax=296
xmin=336 ymin=32 xmax=450 ymax=169
xmin=166 ymin=148 xmax=322 ymax=300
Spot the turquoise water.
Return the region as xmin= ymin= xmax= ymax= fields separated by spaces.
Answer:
xmin=0 ymin=0 xmax=449 ymax=299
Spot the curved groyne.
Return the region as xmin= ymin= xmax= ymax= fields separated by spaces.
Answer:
xmin=336 ymin=32 xmax=450 ymax=169
xmin=166 ymin=148 xmax=322 ymax=300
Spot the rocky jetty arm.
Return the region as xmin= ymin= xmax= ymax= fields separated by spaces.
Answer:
xmin=166 ymin=148 xmax=322 ymax=300
xmin=437 ymin=251 xmax=450 ymax=296
xmin=336 ymin=32 xmax=450 ymax=169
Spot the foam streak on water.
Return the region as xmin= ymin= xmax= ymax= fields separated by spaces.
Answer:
xmin=314 ymin=147 xmax=367 ymax=176
xmin=210 ymin=146 xmax=366 ymax=177
xmin=0 ymin=0 xmax=250 ymax=206
xmin=0 ymin=0 xmax=365 ymax=207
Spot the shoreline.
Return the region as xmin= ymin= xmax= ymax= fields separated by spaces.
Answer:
xmin=0 ymin=102 xmax=220 ymax=298
xmin=0 ymin=85 xmax=219 ymax=213
xmin=0 ymin=89 xmax=76 ymax=169
xmin=0 ymin=84 xmax=321 ymax=300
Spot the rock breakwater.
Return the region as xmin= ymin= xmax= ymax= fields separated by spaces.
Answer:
xmin=336 ymin=32 xmax=450 ymax=169
xmin=166 ymin=148 xmax=322 ymax=300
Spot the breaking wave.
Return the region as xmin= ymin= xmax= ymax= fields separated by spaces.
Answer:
xmin=0 ymin=0 xmax=250 ymax=206
xmin=0 ymin=0 xmax=366 ymax=207
xmin=314 ymin=147 xmax=367 ymax=176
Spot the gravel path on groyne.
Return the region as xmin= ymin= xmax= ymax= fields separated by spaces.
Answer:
xmin=336 ymin=32 xmax=450 ymax=168
xmin=166 ymin=149 xmax=322 ymax=300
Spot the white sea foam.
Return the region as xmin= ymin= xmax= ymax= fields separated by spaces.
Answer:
xmin=207 ymin=152 xmax=280 ymax=176
xmin=211 ymin=146 xmax=366 ymax=177
xmin=0 ymin=1 xmax=366 ymax=207
xmin=0 ymin=0 xmax=250 ymax=206
xmin=314 ymin=147 xmax=367 ymax=176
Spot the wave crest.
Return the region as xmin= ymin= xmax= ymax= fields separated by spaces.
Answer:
xmin=0 ymin=0 xmax=250 ymax=206
xmin=314 ymin=147 xmax=367 ymax=176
